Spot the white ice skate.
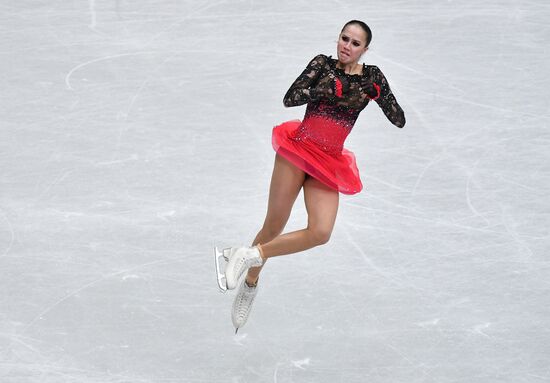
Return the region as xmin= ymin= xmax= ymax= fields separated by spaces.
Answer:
xmin=214 ymin=247 xmax=234 ymax=293
xmin=232 ymin=279 xmax=259 ymax=334
xmin=224 ymin=246 xmax=264 ymax=291
xmin=214 ymin=246 xmax=263 ymax=292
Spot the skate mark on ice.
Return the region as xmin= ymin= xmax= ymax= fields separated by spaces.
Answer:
xmin=437 ymin=92 xmax=549 ymax=120
xmin=407 ymin=99 xmax=452 ymax=196
xmin=408 ymin=111 xmax=488 ymax=197
xmin=376 ymin=52 xmax=548 ymax=120
xmin=408 ymin=102 xmax=502 ymax=202
xmin=438 ymin=241 xmax=513 ymax=260
xmin=114 ymin=0 xmax=248 ymax=128
xmin=463 ymin=133 xmax=525 ymax=227
xmin=16 ymin=257 xmax=183 ymax=337
xmin=1 ymin=331 xmax=43 ymax=356
xmin=343 ymin=191 xmax=431 ymax=232
xmin=232 ymin=332 xmax=248 ymax=345
xmin=501 ymin=206 xmax=535 ymax=260
xmin=273 ymin=363 xmax=281 ymax=383
xmin=94 ymin=154 xmax=139 ymax=167
xmin=497 ymin=174 xmax=538 ymax=192
xmin=364 ymin=173 xmax=415 ymax=192
xmin=378 ymin=215 xmax=420 ymax=290
xmin=121 ymin=274 xmax=143 ymax=281
xmin=291 ymin=358 xmax=311 ymax=370
xmin=352 ymin=193 xmax=427 ymax=217
xmin=157 ymin=210 xmax=176 ymax=221
xmin=33 ymin=169 xmax=74 ymax=204
xmin=371 ymin=51 xmax=462 ymax=94
xmin=345 ymin=201 xmax=520 ymax=238
xmin=65 ymin=52 xmax=156 ymax=91
xmin=469 ymin=322 xmax=492 ymax=338
xmin=461 ymin=132 xmax=537 ymax=257
xmin=465 ymin=166 xmax=490 ymax=227
xmin=416 ymin=318 xmax=441 ymax=328
xmin=88 ymin=0 xmax=96 ymax=29
xmin=342 ymin=226 xmax=400 ymax=284
xmin=385 ymin=342 xmax=436 ymax=380
xmin=0 ymin=208 xmax=15 ymax=257
xmin=114 ymin=52 xmax=183 ymax=159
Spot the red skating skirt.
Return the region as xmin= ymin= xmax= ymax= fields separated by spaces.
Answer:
xmin=272 ymin=119 xmax=363 ymax=195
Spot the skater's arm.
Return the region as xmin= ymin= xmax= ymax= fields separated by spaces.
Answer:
xmin=283 ymin=54 xmax=328 ymax=107
xmin=370 ymin=66 xmax=406 ymax=128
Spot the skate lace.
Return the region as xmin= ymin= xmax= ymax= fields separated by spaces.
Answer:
xmin=235 ymin=287 xmax=256 ymax=319
xmin=235 ymin=258 xmax=248 ymax=281
xmin=236 ymin=252 xmax=261 ymax=280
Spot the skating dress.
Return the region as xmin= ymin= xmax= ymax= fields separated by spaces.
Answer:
xmin=272 ymin=54 xmax=405 ymax=194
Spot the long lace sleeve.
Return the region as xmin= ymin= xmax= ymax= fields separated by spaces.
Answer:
xmin=283 ymin=54 xmax=327 ymax=107
xmin=371 ymin=66 xmax=406 ymax=128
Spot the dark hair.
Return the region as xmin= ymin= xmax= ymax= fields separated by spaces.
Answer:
xmin=341 ymin=20 xmax=372 ymax=47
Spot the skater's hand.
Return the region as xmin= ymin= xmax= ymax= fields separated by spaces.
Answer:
xmin=360 ymin=76 xmax=380 ymax=100
xmin=310 ymin=75 xmax=350 ymax=101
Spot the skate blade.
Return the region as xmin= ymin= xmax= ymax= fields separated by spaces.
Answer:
xmin=214 ymin=247 xmax=229 ymax=293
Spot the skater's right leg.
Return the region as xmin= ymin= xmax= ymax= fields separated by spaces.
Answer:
xmin=246 ymin=153 xmax=306 ymax=285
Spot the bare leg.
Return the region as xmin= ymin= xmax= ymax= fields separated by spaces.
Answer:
xmin=259 ymin=176 xmax=339 ymax=258
xmin=246 ymin=153 xmax=306 ymax=284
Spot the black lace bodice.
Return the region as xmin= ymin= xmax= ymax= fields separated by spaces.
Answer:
xmin=283 ymin=54 xmax=405 ymax=129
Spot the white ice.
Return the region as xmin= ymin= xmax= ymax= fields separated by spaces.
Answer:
xmin=1 ymin=1 xmax=549 ymax=382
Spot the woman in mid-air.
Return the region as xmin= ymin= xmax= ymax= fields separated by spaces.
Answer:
xmin=215 ymin=20 xmax=406 ymax=333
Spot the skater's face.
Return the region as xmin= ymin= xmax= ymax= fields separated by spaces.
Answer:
xmin=337 ymin=24 xmax=369 ymax=64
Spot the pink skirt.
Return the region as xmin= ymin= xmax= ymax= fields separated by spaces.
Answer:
xmin=272 ymin=119 xmax=363 ymax=195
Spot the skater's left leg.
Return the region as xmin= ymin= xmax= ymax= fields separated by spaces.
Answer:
xmin=245 ymin=153 xmax=306 ymax=285
xmin=259 ymin=176 xmax=339 ymax=258
xmin=223 ymin=177 xmax=338 ymax=290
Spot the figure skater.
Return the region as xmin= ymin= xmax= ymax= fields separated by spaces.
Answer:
xmin=215 ymin=20 xmax=406 ymax=333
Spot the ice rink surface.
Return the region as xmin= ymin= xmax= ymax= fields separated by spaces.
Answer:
xmin=1 ymin=0 xmax=549 ymax=382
